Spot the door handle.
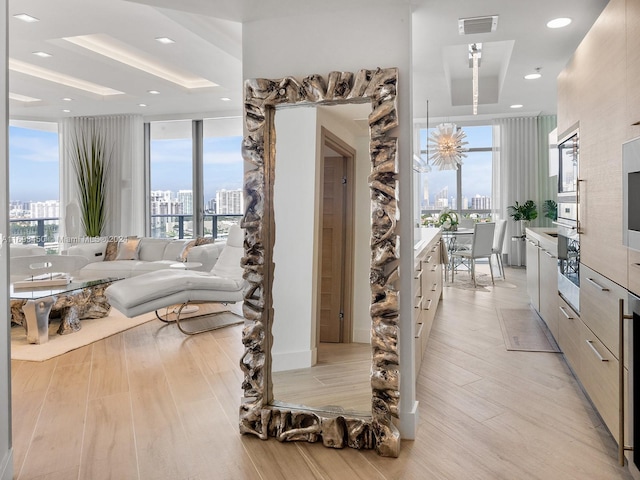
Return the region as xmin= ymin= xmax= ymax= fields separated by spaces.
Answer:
xmin=559 ymin=306 xmax=574 ymax=319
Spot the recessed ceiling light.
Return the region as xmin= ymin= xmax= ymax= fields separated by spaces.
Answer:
xmin=510 ymin=104 xmax=523 ymax=109
xmin=63 ymin=35 xmax=217 ymax=89
xmin=9 ymin=92 xmax=41 ymax=103
xmin=155 ymin=37 xmax=175 ymax=44
xmin=62 ymin=109 xmax=71 ymax=113
xmin=62 ymin=97 xmax=72 ymax=101
xmin=138 ymin=103 xmax=147 ymax=107
xmin=148 ymin=90 xmax=160 ymax=94
xmin=13 ymin=13 xmax=39 ymax=23
xmin=32 ymin=51 xmax=52 ymax=58
xmin=524 ymin=73 xmax=542 ymax=80
xmin=220 ymin=97 xmax=231 ymax=102
xmin=9 ymin=58 xmax=124 ymax=96
xmin=547 ymin=17 xmax=572 ymax=29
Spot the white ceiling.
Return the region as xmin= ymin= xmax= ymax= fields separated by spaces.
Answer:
xmin=8 ymin=0 xmax=609 ymax=124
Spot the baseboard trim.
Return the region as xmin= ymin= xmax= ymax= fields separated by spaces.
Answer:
xmin=0 ymin=449 xmax=13 ymax=480
xmin=271 ymin=348 xmax=316 ymax=372
xmin=397 ymin=400 xmax=419 ymax=440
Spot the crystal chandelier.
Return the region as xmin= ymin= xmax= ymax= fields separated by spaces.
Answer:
xmin=427 ymin=123 xmax=468 ymax=170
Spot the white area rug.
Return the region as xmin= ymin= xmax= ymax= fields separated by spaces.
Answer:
xmin=11 ymin=308 xmax=156 ymax=362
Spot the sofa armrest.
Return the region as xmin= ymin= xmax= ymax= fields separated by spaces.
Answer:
xmin=67 ymin=242 xmax=107 ymax=263
xmin=186 ymin=242 xmax=224 ymax=271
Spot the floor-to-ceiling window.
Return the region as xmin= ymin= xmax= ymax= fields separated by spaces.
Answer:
xmin=149 ymin=117 xmax=243 ymax=239
xmin=203 ymin=117 xmax=243 ymax=238
xmin=8 ymin=121 xmax=60 ymax=251
xmin=149 ymin=120 xmax=193 ymax=239
xmin=417 ymin=124 xmax=493 ymax=223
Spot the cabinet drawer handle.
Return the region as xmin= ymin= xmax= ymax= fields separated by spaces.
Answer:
xmin=586 ymin=277 xmax=609 ymax=292
xmin=586 ymin=339 xmax=608 ymax=362
xmin=415 ymin=322 xmax=424 ymax=339
xmin=633 ymin=263 xmax=640 ymax=268
xmin=430 ymin=264 xmax=438 ymax=272
xmin=526 ymin=239 xmax=537 ymax=246
xmin=544 ymin=251 xmax=556 ymax=259
xmin=414 ymin=297 xmax=422 ymax=309
xmin=414 ymin=270 xmax=423 ymax=281
xmin=425 ymin=255 xmax=433 ymax=264
xmin=431 ymin=283 xmax=438 ymax=292
xmin=424 ymin=298 xmax=433 ymax=310
xmin=559 ymin=306 xmax=573 ymax=319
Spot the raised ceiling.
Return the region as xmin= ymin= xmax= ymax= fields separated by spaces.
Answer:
xmin=8 ymin=0 xmax=609 ymax=123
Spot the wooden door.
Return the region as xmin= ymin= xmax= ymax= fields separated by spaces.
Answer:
xmin=319 ymin=156 xmax=346 ymax=342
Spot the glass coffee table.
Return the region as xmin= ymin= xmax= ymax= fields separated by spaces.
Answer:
xmin=10 ymin=277 xmax=122 ymax=344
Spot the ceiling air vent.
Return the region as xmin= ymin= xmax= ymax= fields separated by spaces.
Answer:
xmin=458 ymin=15 xmax=498 ymax=35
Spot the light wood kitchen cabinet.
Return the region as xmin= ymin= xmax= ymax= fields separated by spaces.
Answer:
xmin=414 ymin=229 xmax=443 ymax=374
xmin=557 ymin=297 xmax=582 ymax=379
xmin=539 ymin=240 xmax=559 ymax=340
xmin=525 ymin=229 xmax=558 ymax=333
xmin=626 ymin=0 xmax=640 ymax=141
xmin=557 ymin=0 xmax=628 ymax=287
xmin=525 ymin=236 xmax=540 ymax=312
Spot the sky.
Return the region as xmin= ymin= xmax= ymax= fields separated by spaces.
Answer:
xmin=9 ymin=126 xmax=60 ymax=201
xmin=9 ymin=125 xmax=244 ymax=203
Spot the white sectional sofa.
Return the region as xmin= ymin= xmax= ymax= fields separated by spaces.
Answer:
xmin=66 ymin=237 xmax=225 ymax=280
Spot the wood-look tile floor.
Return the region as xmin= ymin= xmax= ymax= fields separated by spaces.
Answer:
xmin=10 ymin=266 xmax=634 ymax=479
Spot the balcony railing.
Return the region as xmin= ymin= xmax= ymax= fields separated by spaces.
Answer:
xmin=150 ymin=213 xmax=243 ymax=240
xmin=9 ymin=217 xmax=60 ymax=252
xmin=8 ymin=213 xmax=243 ymax=252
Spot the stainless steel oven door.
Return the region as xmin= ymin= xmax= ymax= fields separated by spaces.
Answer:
xmin=557 ymin=223 xmax=580 ymax=313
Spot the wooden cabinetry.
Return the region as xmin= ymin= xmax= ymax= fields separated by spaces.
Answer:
xmin=525 ymin=237 xmax=540 ymax=312
xmin=525 ymin=229 xmax=558 ymax=335
xmin=626 ymin=0 xmax=640 ymax=140
xmin=414 ymin=230 xmax=443 ymax=374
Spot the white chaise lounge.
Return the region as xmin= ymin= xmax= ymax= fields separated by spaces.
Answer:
xmin=105 ymin=225 xmax=246 ymax=335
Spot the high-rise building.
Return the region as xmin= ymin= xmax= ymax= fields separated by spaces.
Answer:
xmin=422 ymin=177 xmax=430 ymax=208
xmin=29 ymin=200 xmax=59 ymax=219
xmin=470 ymin=195 xmax=491 ymax=210
xmin=434 ymin=186 xmax=449 ymax=209
xmin=177 ymin=190 xmax=193 ymax=215
xmin=216 ymin=189 xmax=243 ymax=214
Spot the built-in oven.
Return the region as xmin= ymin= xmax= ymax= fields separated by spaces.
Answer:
xmin=623 ymin=136 xmax=640 ymax=251
xmin=555 ymin=130 xmax=580 ymax=313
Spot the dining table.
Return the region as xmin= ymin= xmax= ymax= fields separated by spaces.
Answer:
xmin=440 ymin=227 xmax=475 ymax=281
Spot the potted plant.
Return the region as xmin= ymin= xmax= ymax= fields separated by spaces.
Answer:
xmin=69 ymin=128 xmax=112 ymax=237
xmin=507 ymin=200 xmax=537 ymax=236
xmin=436 ymin=208 xmax=459 ymax=231
xmin=543 ymin=200 xmax=558 ymax=222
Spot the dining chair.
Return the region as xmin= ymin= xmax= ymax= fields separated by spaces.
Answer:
xmin=451 ymin=222 xmax=496 ymax=287
xmin=491 ymin=219 xmax=508 ymax=279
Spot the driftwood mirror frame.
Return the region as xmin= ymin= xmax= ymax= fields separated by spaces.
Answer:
xmin=239 ymin=67 xmax=400 ymax=457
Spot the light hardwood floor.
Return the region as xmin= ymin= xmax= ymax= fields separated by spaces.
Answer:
xmin=10 ymin=266 xmax=634 ymax=479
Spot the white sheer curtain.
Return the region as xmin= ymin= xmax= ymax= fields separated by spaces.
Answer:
xmin=59 ymin=115 xmax=144 ymax=240
xmin=492 ymin=116 xmax=541 ymax=265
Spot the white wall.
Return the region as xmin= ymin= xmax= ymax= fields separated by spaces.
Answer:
xmin=243 ymin=4 xmax=417 ymax=437
xmin=1 ymin=1 xmax=14 ymax=478
xmin=271 ymin=107 xmax=319 ymax=372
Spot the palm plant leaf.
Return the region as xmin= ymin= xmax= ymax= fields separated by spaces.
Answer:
xmin=70 ymin=128 xmax=111 ymax=237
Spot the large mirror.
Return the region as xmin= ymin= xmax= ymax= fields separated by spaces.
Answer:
xmin=270 ymin=103 xmax=372 ymax=414
xmin=239 ymin=68 xmax=400 ymax=457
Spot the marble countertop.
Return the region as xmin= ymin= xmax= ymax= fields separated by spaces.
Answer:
xmin=525 ymin=227 xmax=558 ymax=245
